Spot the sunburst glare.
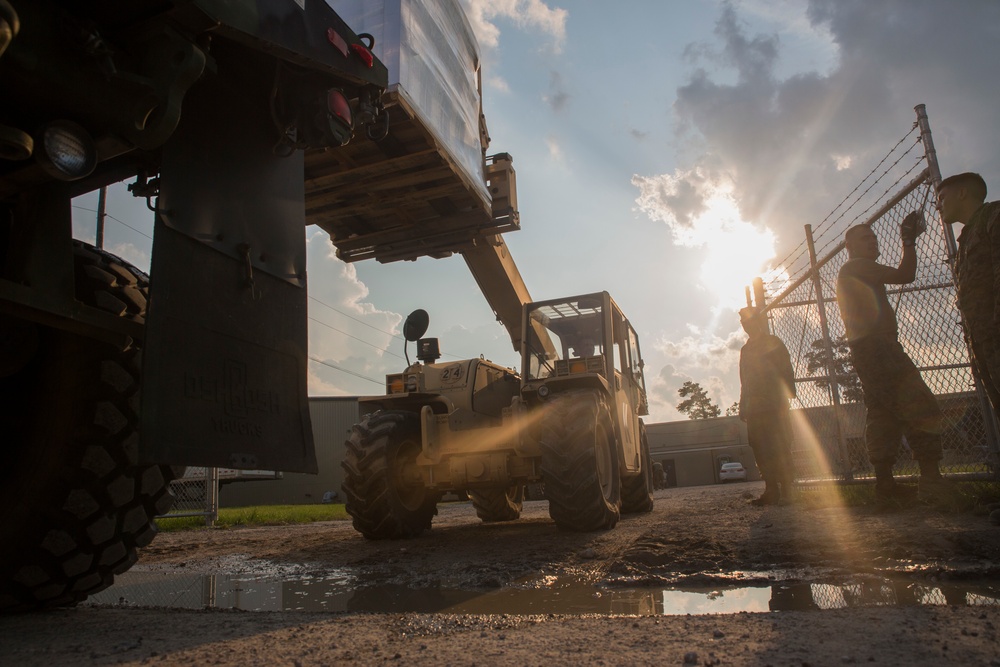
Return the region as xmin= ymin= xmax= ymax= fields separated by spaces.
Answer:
xmin=680 ymin=190 xmax=777 ymax=309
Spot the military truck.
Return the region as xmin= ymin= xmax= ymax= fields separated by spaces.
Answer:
xmin=0 ymin=0 xmax=389 ymax=610
xmin=342 ymin=290 xmax=655 ymax=538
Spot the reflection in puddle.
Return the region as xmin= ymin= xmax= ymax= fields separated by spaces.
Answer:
xmin=85 ymin=572 xmax=1000 ymax=615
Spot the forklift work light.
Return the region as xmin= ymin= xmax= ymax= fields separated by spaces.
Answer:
xmin=35 ymin=121 xmax=96 ymax=180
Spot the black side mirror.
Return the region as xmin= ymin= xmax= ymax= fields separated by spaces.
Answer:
xmin=402 ymin=309 xmax=430 ymax=366
xmin=403 ymin=309 xmax=429 ymax=342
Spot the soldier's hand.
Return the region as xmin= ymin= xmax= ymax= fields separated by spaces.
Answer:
xmin=900 ymin=211 xmax=926 ymax=245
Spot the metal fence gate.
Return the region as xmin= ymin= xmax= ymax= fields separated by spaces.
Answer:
xmin=750 ymin=105 xmax=999 ymax=483
xmin=160 ymin=467 xmax=220 ymax=525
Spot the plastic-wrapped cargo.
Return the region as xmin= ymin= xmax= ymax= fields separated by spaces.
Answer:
xmin=324 ymin=0 xmax=486 ymax=202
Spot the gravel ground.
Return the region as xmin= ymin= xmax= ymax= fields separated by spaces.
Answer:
xmin=1 ymin=481 xmax=998 ymax=666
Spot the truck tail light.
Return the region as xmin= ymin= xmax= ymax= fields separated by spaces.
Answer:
xmin=350 ymin=43 xmax=374 ymax=68
xmin=327 ymin=89 xmax=353 ymax=128
xmin=321 ymin=88 xmax=354 ymax=147
xmin=35 ymin=121 xmax=96 ymax=180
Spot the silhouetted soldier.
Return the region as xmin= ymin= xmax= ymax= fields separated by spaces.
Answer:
xmin=938 ymin=171 xmax=1000 ymax=525
xmin=836 ymin=219 xmax=950 ymax=506
xmin=738 ymin=307 xmax=796 ymax=505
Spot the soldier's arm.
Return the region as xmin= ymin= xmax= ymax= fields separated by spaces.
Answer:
xmin=855 ymin=251 xmax=917 ymax=285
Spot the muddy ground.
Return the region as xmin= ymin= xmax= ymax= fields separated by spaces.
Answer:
xmin=2 ymin=481 xmax=999 ymax=666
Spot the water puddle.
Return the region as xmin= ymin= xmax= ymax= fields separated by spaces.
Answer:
xmin=85 ymin=571 xmax=1000 ymax=615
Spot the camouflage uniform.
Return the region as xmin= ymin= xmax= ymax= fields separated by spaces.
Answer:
xmin=837 ymin=258 xmax=943 ymax=467
xmin=953 ymin=201 xmax=1000 ymax=414
xmin=739 ymin=333 xmax=795 ymax=487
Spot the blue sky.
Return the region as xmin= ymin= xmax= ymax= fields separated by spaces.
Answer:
xmin=72 ymin=0 xmax=1000 ymax=423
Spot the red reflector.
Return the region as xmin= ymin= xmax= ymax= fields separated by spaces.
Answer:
xmin=350 ymin=43 xmax=374 ymax=68
xmin=327 ymin=90 xmax=352 ymax=126
xmin=326 ymin=28 xmax=348 ymax=57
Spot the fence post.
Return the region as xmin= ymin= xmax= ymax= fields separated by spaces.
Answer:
xmin=805 ymin=224 xmax=852 ymax=480
xmin=207 ymin=467 xmax=219 ymax=527
xmin=915 ymin=104 xmax=956 ymax=260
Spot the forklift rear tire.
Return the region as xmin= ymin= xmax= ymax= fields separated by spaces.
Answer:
xmin=342 ymin=410 xmax=438 ymax=539
xmin=0 ymin=242 xmax=175 ymax=611
xmin=470 ymin=485 xmax=524 ymax=522
xmin=620 ymin=422 xmax=654 ymax=514
xmin=540 ymin=389 xmax=621 ymax=531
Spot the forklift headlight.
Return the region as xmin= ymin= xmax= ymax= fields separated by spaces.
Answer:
xmin=35 ymin=121 xmax=97 ymax=181
xmin=405 ymin=375 xmax=418 ymax=392
xmin=537 ymin=385 xmax=550 ymax=398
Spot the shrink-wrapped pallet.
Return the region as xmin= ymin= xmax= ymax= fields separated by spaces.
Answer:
xmin=325 ymin=0 xmax=487 ymax=202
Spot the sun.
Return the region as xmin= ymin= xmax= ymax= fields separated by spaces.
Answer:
xmin=693 ymin=192 xmax=777 ymax=308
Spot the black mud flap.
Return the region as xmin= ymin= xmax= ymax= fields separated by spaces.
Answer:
xmin=139 ymin=63 xmax=317 ymax=474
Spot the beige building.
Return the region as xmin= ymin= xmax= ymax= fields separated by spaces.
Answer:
xmin=645 ymin=417 xmax=759 ymax=488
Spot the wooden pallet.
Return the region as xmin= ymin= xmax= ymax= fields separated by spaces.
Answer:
xmin=304 ymin=90 xmax=516 ymax=263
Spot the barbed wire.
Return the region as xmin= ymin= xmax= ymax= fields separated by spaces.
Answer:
xmin=762 ymin=127 xmax=923 ymax=293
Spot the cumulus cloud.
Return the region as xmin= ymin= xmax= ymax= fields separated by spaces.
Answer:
xmin=460 ymin=0 xmax=568 ymax=53
xmin=305 ymin=231 xmax=406 ymax=395
xmin=653 ymin=329 xmax=744 ymax=374
xmin=637 ymin=0 xmax=1000 ymax=256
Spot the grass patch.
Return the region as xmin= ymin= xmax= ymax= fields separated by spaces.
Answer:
xmin=156 ymin=503 xmax=349 ymax=532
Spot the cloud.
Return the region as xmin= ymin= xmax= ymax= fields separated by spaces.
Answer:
xmin=636 ymin=0 xmax=1000 ymax=258
xmin=460 ymin=0 xmax=568 ymax=53
xmin=654 ymin=329 xmax=744 ymax=373
xmin=305 ymin=230 xmax=406 ymax=395
xmin=545 ymin=136 xmax=562 ymax=161
xmin=544 ymin=71 xmax=570 ymax=111
xmin=105 ymin=242 xmax=150 ymax=275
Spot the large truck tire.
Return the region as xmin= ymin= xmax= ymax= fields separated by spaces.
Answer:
xmin=470 ymin=485 xmax=523 ymax=522
xmin=620 ymin=422 xmax=654 ymax=514
xmin=0 ymin=242 xmax=175 ymax=611
xmin=539 ymin=390 xmax=621 ymax=532
xmin=342 ymin=410 xmax=438 ymax=539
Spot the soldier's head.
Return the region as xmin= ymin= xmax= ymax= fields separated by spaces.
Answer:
xmin=938 ymin=172 xmax=987 ymax=225
xmin=845 ymin=225 xmax=879 ymax=260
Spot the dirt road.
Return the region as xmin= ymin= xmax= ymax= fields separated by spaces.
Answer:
xmin=2 ymin=482 xmax=998 ymax=666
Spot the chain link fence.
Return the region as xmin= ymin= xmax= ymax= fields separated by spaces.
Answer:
xmin=159 ymin=467 xmax=220 ymax=526
xmin=753 ymin=106 xmax=999 ymax=483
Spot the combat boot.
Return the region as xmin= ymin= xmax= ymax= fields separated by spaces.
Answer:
xmin=751 ymin=481 xmax=780 ymax=506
